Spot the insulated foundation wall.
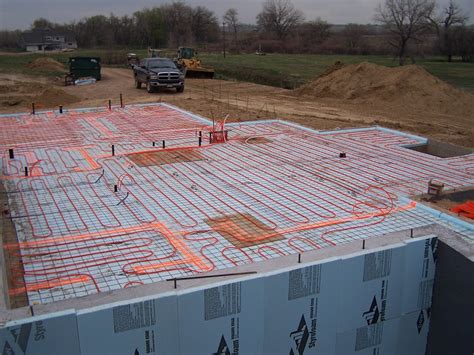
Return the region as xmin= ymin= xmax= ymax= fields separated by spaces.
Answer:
xmin=0 ymin=236 xmax=437 ymax=355
xmin=178 ymin=278 xmax=265 ymax=354
xmin=426 ymin=240 xmax=474 ymax=355
xmin=77 ymin=293 xmax=179 ymax=355
xmin=0 ymin=310 xmax=80 ymax=355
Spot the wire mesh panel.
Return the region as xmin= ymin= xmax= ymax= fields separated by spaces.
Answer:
xmin=0 ymin=104 xmax=472 ymax=305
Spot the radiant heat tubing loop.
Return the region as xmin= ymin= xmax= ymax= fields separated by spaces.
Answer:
xmin=1 ymin=105 xmax=470 ymax=305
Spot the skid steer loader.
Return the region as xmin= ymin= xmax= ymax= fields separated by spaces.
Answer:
xmin=174 ymin=47 xmax=214 ymax=79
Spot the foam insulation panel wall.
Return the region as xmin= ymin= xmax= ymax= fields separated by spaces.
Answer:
xmin=76 ymin=293 xmax=179 ymax=355
xmin=177 ymin=278 xmax=265 ymax=355
xmin=0 ymin=236 xmax=438 ymax=355
xmin=337 ymin=245 xmax=406 ymax=333
xmin=0 ymin=310 xmax=80 ymax=355
xmin=263 ymin=257 xmax=341 ymax=355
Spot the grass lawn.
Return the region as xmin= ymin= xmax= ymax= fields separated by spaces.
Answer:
xmin=1 ymin=50 xmax=473 ymax=92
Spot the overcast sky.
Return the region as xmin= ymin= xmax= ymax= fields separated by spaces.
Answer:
xmin=1 ymin=0 xmax=473 ymax=30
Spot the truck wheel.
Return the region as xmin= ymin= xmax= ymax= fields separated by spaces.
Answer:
xmin=146 ymin=82 xmax=154 ymax=93
xmin=135 ymin=79 xmax=141 ymax=89
xmin=177 ymin=86 xmax=184 ymax=93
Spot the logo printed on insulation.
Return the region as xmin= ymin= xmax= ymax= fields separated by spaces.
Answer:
xmin=363 ymin=279 xmax=388 ymax=325
xmin=213 ymin=335 xmax=231 ymax=355
xmin=430 ymin=238 xmax=438 ymax=264
xmin=289 ymin=315 xmax=310 ymax=355
xmin=230 ymin=317 xmax=240 ymax=354
xmin=213 ymin=317 xmax=239 ymax=355
xmin=34 ymin=321 xmax=46 ymax=341
xmin=363 ymin=296 xmax=380 ymax=325
xmin=2 ymin=341 xmax=14 ymax=355
xmin=144 ymin=330 xmax=155 ymax=353
xmin=7 ymin=323 xmax=33 ymax=354
xmin=417 ymin=310 xmax=425 ymax=334
xmin=289 ymin=297 xmax=318 ymax=354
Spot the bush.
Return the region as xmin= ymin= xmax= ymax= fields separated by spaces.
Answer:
xmin=102 ymin=50 xmax=129 ymax=66
xmin=0 ymin=30 xmax=21 ymax=50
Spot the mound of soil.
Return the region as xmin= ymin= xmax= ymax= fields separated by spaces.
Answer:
xmin=0 ymin=82 xmax=79 ymax=109
xmin=317 ymin=60 xmax=346 ymax=79
xmin=27 ymin=57 xmax=66 ymax=72
xmin=294 ymin=62 xmax=474 ymax=117
xmin=35 ymin=87 xmax=79 ymax=106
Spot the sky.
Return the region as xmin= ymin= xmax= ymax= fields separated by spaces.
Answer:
xmin=1 ymin=0 xmax=473 ymax=30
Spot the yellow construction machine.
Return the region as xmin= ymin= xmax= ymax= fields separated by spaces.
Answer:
xmin=174 ymin=47 xmax=214 ymax=79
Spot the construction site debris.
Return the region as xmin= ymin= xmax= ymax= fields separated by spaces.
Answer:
xmin=75 ymin=77 xmax=96 ymax=86
xmin=428 ymin=180 xmax=445 ymax=196
xmin=450 ymin=201 xmax=474 ymax=219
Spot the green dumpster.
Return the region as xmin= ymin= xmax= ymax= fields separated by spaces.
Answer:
xmin=69 ymin=57 xmax=101 ymax=81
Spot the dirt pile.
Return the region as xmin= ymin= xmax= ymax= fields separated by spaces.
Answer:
xmin=27 ymin=57 xmax=66 ymax=72
xmin=317 ymin=60 xmax=346 ymax=79
xmin=0 ymin=77 xmax=79 ymax=109
xmin=35 ymin=87 xmax=79 ymax=106
xmin=295 ymin=62 xmax=474 ymax=117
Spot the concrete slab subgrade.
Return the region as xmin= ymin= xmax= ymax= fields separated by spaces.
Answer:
xmin=0 ymin=103 xmax=472 ymax=307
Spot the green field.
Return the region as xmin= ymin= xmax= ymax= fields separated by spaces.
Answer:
xmin=201 ymin=53 xmax=474 ymax=92
xmin=1 ymin=50 xmax=473 ymax=92
xmin=0 ymin=53 xmax=66 ymax=78
xmin=0 ymin=50 xmax=131 ymax=78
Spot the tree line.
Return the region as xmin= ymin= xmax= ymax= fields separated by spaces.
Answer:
xmin=0 ymin=0 xmax=472 ymax=63
xmin=376 ymin=0 xmax=473 ymax=64
xmin=18 ymin=2 xmax=220 ymax=48
xmin=253 ymin=0 xmax=473 ymax=64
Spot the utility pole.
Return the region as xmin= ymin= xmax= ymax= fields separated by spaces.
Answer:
xmin=222 ymin=22 xmax=226 ymax=58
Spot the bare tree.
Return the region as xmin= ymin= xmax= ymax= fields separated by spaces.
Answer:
xmin=192 ymin=6 xmax=219 ymax=44
xmin=0 ymin=30 xmax=21 ymax=50
xmin=298 ymin=19 xmax=331 ymax=49
xmin=132 ymin=8 xmax=166 ymax=48
xmin=452 ymin=25 xmax=474 ymax=62
xmin=375 ymin=0 xmax=435 ymax=65
xmin=257 ymin=0 xmax=304 ymax=40
xmin=342 ymin=24 xmax=367 ymax=53
xmin=223 ymin=8 xmax=239 ymax=44
xmin=162 ymin=2 xmax=193 ymax=47
xmin=429 ymin=0 xmax=468 ymax=62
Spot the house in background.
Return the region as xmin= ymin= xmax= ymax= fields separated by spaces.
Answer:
xmin=20 ymin=28 xmax=77 ymax=52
